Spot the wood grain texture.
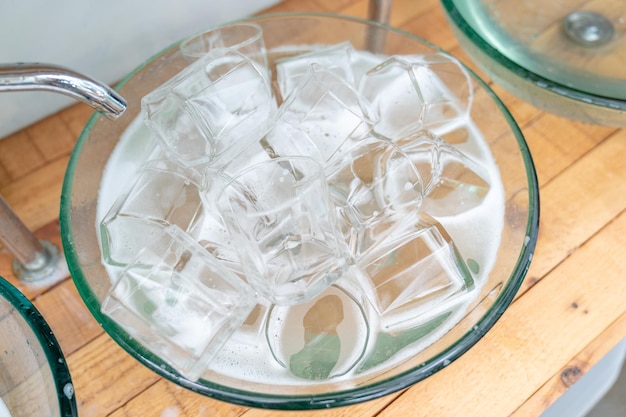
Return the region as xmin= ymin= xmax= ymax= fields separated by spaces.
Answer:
xmin=67 ymin=333 xmax=161 ymax=417
xmin=523 ymin=131 xmax=626 ymax=287
xmin=1 ymin=0 xmax=625 ymax=416
xmin=511 ymin=309 xmax=626 ymax=416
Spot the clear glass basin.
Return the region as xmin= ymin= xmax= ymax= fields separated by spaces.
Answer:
xmin=442 ymin=0 xmax=626 ymax=125
xmin=60 ymin=12 xmax=539 ymax=410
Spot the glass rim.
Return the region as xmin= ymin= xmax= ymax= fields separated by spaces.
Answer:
xmin=60 ymin=11 xmax=539 ymax=409
xmin=440 ymin=0 xmax=626 ymax=111
xmin=0 ymin=277 xmax=77 ymax=416
xmin=179 ymin=21 xmax=264 ymax=58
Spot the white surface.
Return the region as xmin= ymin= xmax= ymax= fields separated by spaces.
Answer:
xmin=0 ymin=0 xmax=280 ymax=138
xmin=0 ymin=397 xmax=10 ymax=417
xmin=586 ymin=343 xmax=626 ymax=416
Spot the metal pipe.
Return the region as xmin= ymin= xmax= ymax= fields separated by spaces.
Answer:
xmin=0 ymin=194 xmax=46 ymax=268
xmin=0 ymin=63 xmax=126 ymax=118
xmin=366 ymin=0 xmax=394 ymax=53
xmin=368 ymin=0 xmax=393 ymax=24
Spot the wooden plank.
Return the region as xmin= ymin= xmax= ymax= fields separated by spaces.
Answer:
xmin=319 ymin=0 xmax=368 ymax=19
xmin=261 ymin=0 xmax=427 ymax=23
xmin=0 ymin=155 xmax=70 ymax=232
xmin=522 ymin=114 xmax=612 ymax=186
xmin=313 ymin=0 xmax=357 ymax=13
xmin=0 ymin=129 xmax=45 ymax=182
xmin=108 ymin=379 xmax=249 ymax=417
xmin=260 ymin=0 xmax=327 ymax=14
xmin=25 ymin=112 xmax=78 ymax=162
xmin=489 ymin=82 xmax=544 ymax=129
xmin=33 ymin=279 xmax=103 ymax=356
xmin=338 ymin=0 xmax=435 ymax=27
xmin=0 ymin=161 xmax=10 ymax=188
xmin=511 ymin=308 xmax=626 ymax=416
xmin=398 ymin=4 xmax=458 ymax=51
xmin=521 ymin=130 xmax=626 ymax=289
xmin=383 ymin=0 xmax=437 ymax=27
xmin=565 ymin=117 xmax=619 ymax=143
xmin=376 ymin=208 xmax=626 ymax=417
xmin=57 ymin=104 xmax=94 ymax=140
xmin=66 ymin=333 xmax=160 ymax=417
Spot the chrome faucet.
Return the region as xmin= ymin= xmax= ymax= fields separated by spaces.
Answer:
xmin=0 ymin=63 xmax=126 ymax=283
xmin=0 ymin=63 xmax=126 ymax=118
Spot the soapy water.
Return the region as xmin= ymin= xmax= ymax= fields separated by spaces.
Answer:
xmin=96 ymin=45 xmax=504 ymax=385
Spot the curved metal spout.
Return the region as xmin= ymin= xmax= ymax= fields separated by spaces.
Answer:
xmin=0 ymin=62 xmax=126 ymax=119
xmin=0 ymin=62 xmax=126 ymax=283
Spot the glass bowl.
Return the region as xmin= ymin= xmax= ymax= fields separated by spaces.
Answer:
xmin=60 ymin=13 xmax=539 ymax=409
xmin=0 ymin=277 xmax=76 ymax=416
xmin=441 ymin=0 xmax=626 ymax=126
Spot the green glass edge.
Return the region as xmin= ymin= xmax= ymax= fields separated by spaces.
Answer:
xmin=60 ymin=11 xmax=539 ymax=410
xmin=440 ymin=0 xmax=626 ymax=111
xmin=0 ymin=277 xmax=78 ymax=416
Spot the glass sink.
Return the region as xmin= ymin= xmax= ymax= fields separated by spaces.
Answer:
xmin=61 ymin=13 xmax=539 ymax=409
xmin=0 ymin=277 xmax=76 ymax=416
xmin=442 ymin=0 xmax=626 ymax=125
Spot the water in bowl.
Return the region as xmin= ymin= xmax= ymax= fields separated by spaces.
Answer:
xmin=95 ymin=43 xmax=505 ymax=385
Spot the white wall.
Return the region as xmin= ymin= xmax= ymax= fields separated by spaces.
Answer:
xmin=0 ymin=0 xmax=280 ymax=138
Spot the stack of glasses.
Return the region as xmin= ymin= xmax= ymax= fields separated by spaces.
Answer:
xmin=97 ymin=23 xmax=497 ymax=382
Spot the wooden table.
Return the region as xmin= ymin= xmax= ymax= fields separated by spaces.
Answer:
xmin=1 ymin=0 xmax=625 ymax=415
